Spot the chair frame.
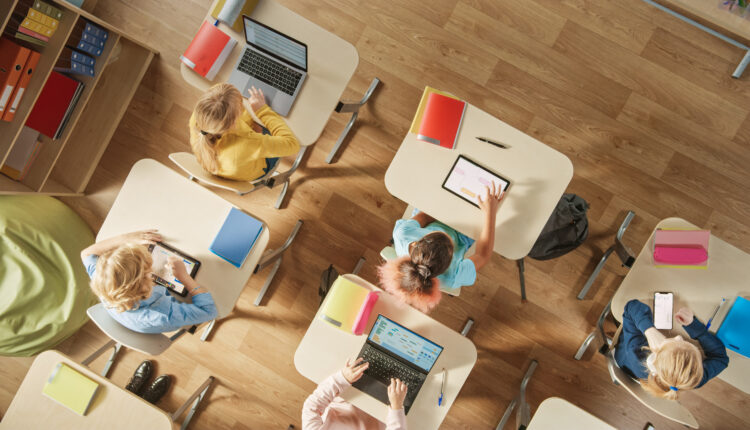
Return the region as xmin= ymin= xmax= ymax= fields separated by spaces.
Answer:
xmin=496 ymin=360 xmax=538 ymax=430
xmin=577 ymin=211 xmax=636 ymax=300
xmin=326 ymin=77 xmax=381 ymax=164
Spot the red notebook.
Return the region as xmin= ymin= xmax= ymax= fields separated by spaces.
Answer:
xmin=25 ymin=71 xmax=80 ymax=138
xmin=180 ymin=20 xmax=237 ymax=80
xmin=417 ymin=92 xmax=466 ymax=149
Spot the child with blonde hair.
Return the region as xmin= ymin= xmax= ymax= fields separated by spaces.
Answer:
xmin=80 ymin=230 xmax=217 ymax=334
xmin=615 ymin=299 xmax=729 ymax=399
xmin=378 ymin=184 xmax=504 ymax=313
xmin=189 ymin=83 xmax=299 ymax=181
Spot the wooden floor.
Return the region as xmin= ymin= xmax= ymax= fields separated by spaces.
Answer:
xmin=2 ymin=0 xmax=750 ymax=429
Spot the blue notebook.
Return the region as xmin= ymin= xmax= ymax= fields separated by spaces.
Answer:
xmin=717 ymin=296 xmax=750 ymax=358
xmin=210 ymin=207 xmax=264 ymax=268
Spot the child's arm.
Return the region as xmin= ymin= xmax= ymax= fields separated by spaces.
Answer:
xmin=243 ymin=87 xmax=299 ymax=158
xmin=678 ymin=309 xmax=729 ymax=387
xmin=81 ymin=230 xmax=161 ymax=260
xmin=622 ymin=299 xmax=654 ymax=346
xmin=411 ymin=211 xmax=436 ymax=228
xmin=468 ymin=185 xmax=504 ymax=271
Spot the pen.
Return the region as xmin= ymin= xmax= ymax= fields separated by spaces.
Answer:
xmin=706 ymin=298 xmax=725 ymax=330
xmin=476 ymin=136 xmax=509 ymax=149
xmin=438 ymin=368 xmax=446 ymax=406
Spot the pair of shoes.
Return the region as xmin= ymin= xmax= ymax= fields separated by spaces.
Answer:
xmin=126 ymin=360 xmax=172 ymax=405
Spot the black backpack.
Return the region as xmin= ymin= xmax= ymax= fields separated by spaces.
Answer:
xmin=528 ymin=193 xmax=590 ymax=260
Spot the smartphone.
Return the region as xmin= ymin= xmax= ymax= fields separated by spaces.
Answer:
xmin=654 ymin=292 xmax=674 ymax=330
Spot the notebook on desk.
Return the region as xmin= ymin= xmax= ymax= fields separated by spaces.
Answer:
xmin=42 ymin=362 xmax=99 ymax=416
xmin=210 ymin=207 xmax=264 ymax=268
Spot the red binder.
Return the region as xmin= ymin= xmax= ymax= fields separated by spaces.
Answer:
xmin=416 ymin=92 xmax=466 ymax=149
xmin=180 ymin=20 xmax=236 ymax=80
xmin=2 ymin=50 xmax=40 ymax=121
xmin=25 ymin=71 xmax=80 ymax=138
xmin=0 ymin=38 xmax=31 ymax=116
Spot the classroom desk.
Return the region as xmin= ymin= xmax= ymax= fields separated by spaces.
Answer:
xmin=526 ymin=397 xmax=616 ymax=430
xmin=181 ymin=0 xmax=359 ymax=147
xmin=294 ymin=274 xmax=477 ymax=429
xmin=384 ymin=104 xmax=573 ymax=260
xmin=0 ymin=351 xmax=173 ymax=429
xmin=611 ymin=217 xmax=750 ymax=394
xmin=97 ymin=159 xmax=269 ymax=332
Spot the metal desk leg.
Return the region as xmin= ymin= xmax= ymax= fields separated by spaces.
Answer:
xmin=496 ymin=360 xmax=538 ymax=430
xmin=517 ymin=259 xmax=527 ymax=302
xmin=461 ymin=318 xmax=474 ymax=337
xmin=733 ymin=50 xmax=750 ymax=79
xmin=172 ymin=376 xmax=214 ymax=430
xmin=253 ymin=220 xmax=303 ymax=305
xmin=200 ymin=320 xmax=216 ymax=342
xmin=326 ymin=77 xmax=381 ymax=164
xmin=352 ymin=257 xmax=366 ymax=275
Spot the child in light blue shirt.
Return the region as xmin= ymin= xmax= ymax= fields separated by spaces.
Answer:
xmin=80 ymin=230 xmax=217 ymax=334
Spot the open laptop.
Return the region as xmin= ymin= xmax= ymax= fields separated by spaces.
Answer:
xmin=227 ymin=16 xmax=307 ymax=116
xmin=352 ymin=315 xmax=444 ymax=414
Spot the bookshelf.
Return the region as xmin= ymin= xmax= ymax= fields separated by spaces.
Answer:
xmin=0 ymin=0 xmax=157 ymax=196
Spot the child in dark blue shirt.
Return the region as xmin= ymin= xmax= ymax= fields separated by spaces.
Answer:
xmin=614 ymin=299 xmax=729 ymax=399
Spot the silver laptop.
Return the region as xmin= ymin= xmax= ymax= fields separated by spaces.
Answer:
xmin=227 ymin=16 xmax=307 ymax=116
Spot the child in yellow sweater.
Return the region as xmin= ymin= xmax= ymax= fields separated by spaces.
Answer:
xmin=189 ymin=83 xmax=300 ymax=181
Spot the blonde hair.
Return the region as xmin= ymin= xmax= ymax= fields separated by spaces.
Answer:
xmin=642 ymin=341 xmax=703 ymax=400
xmin=190 ymin=83 xmax=243 ymax=174
xmin=90 ymin=244 xmax=153 ymax=312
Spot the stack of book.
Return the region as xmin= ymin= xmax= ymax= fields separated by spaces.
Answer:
xmin=25 ymin=71 xmax=84 ymax=140
xmin=6 ymin=0 xmax=64 ymax=47
xmin=54 ymin=20 xmax=108 ymax=77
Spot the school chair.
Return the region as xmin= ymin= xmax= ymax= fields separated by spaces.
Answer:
xmin=574 ymin=302 xmax=699 ymax=428
xmin=326 ymin=77 xmax=381 ymax=163
xmin=576 ymin=211 xmax=636 ymax=300
xmin=168 ymin=152 xmax=292 ymax=209
xmin=495 ymin=360 xmax=538 ymax=430
xmin=82 ymin=304 xmax=214 ymax=430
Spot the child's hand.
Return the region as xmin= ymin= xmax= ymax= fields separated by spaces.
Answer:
xmin=122 ymin=229 xmax=161 ymax=246
xmin=477 ymin=183 xmax=504 ymax=217
xmin=675 ymin=307 xmax=695 ymax=326
xmin=167 ymin=256 xmax=189 ymax=280
xmin=342 ymin=357 xmax=369 ymax=384
xmin=246 ymin=86 xmax=267 ymax=112
xmin=387 ymin=378 xmax=408 ymax=410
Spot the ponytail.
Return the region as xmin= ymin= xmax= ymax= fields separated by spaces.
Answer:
xmin=641 ymin=340 xmax=703 ymax=399
xmin=189 ymin=83 xmax=243 ymax=174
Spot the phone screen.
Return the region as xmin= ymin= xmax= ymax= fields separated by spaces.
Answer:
xmin=654 ymin=292 xmax=674 ymax=330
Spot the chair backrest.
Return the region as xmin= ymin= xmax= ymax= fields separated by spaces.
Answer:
xmin=87 ymin=304 xmax=173 ymax=356
xmin=169 ymin=152 xmax=255 ymax=194
xmin=604 ymin=351 xmax=699 ymax=428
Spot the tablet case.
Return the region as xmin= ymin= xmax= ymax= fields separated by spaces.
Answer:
xmin=716 ymin=296 xmax=750 ymax=359
xmin=210 ymin=207 xmax=264 ymax=268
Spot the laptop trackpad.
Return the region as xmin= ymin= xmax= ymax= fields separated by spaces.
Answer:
xmin=352 ymin=375 xmax=389 ymax=404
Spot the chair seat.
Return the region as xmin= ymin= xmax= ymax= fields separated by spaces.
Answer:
xmin=87 ymin=304 xmax=173 ymax=356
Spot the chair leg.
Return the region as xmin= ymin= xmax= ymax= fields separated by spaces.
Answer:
xmin=352 ymin=256 xmax=366 ymax=275
xmin=574 ymin=331 xmax=597 ymax=360
xmin=516 ymin=259 xmax=527 ymax=302
xmin=461 ymin=318 xmax=474 ymax=337
xmin=496 ymin=397 xmax=518 ymax=430
xmin=173 ymin=376 xmax=214 ymax=430
xmin=81 ymin=339 xmax=121 ymax=378
xmin=254 ymin=257 xmax=283 ymax=306
xmin=200 ymin=320 xmax=215 ymax=342
xmin=496 ymin=360 xmax=538 ymax=430
xmin=326 ymin=77 xmax=381 ymax=164
xmin=576 ymin=246 xmax=614 ymax=300
xmin=733 ymin=50 xmax=750 ymax=79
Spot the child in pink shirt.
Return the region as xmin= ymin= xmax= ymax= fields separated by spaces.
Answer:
xmin=302 ymin=358 xmax=408 ymax=430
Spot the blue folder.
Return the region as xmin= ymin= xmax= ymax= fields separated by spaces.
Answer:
xmin=716 ymin=296 xmax=750 ymax=359
xmin=210 ymin=207 xmax=264 ymax=268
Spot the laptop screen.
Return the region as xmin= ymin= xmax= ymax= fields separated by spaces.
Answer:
xmin=368 ymin=315 xmax=443 ymax=372
xmin=243 ymin=16 xmax=307 ymax=70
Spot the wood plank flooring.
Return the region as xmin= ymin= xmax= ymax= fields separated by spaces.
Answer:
xmin=2 ymin=0 xmax=750 ymax=429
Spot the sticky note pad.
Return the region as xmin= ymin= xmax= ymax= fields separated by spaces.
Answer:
xmin=42 ymin=363 xmax=99 ymax=415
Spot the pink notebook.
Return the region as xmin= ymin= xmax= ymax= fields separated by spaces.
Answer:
xmin=653 ymin=229 xmax=709 ymax=268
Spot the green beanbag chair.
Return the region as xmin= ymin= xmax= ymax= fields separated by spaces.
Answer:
xmin=0 ymin=196 xmax=96 ymax=356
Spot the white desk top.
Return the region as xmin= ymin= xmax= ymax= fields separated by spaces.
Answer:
xmin=180 ymin=0 xmax=359 ymax=146
xmin=294 ymin=274 xmax=477 ymax=429
xmin=385 ymin=105 xmax=573 ymax=260
xmin=0 ymin=351 xmax=173 ymax=430
xmin=612 ymin=217 xmax=750 ymax=394
xmin=527 ymin=397 xmax=616 ymax=430
xmin=97 ymin=159 xmax=269 ymax=319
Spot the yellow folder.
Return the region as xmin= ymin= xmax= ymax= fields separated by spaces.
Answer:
xmin=42 ymin=363 xmax=99 ymax=416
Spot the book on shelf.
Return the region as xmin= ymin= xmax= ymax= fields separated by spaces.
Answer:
xmin=0 ymin=126 xmax=42 ymax=180
xmin=61 ymin=46 xmax=95 ymax=67
xmin=54 ymin=58 xmax=93 ymax=77
xmin=70 ymin=19 xmax=105 ymax=50
xmin=26 ymin=7 xmax=59 ymax=30
xmin=82 ymin=20 xmax=108 ymax=41
xmin=64 ymin=0 xmax=85 ymax=8
xmin=0 ymin=37 xmax=31 ymax=116
xmin=12 ymin=31 xmax=47 ymax=47
xmin=31 ymin=0 xmax=64 ymax=21
xmin=42 ymin=362 xmax=99 ymax=416
xmin=2 ymin=50 xmax=41 ymax=121
xmin=25 ymin=71 xmax=83 ymax=139
xmin=70 ymin=39 xmax=102 ymax=57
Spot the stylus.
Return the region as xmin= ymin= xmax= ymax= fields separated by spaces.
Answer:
xmin=476 ymin=136 xmax=509 ymax=149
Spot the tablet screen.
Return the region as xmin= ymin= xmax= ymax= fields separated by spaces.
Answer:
xmin=150 ymin=243 xmax=199 ymax=296
xmin=442 ymin=155 xmax=510 ymax=207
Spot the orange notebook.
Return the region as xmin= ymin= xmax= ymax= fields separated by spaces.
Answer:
xmin=416 ymin=92 xmax=466 ymax=149
xmin=180 ymin=20 xmax=237 ymax=81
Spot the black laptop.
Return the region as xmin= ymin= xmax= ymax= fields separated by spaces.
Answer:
xmin=352 ymin=315 xmax=444 ymax=414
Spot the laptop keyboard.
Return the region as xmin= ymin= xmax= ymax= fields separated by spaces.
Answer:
xmin=361 ymin=346 xmax=424 ymax=390
xmin=238 ymin=49 xmax=303 ymax=96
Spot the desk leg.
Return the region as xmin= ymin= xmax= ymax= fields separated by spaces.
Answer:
xmin=352 ymin=256 xmax=366 ymax=275
xmin=266 ymin=146 xmax=307 ymax=209
xmin=253 ymin=220 xmax=304 ymax=305
xmin=496 ymin=360 xmax=537 ymax=430
xmin=461 ymin=318 xmax=474 ymax=337
xmin=326 ymin=77 xmax=381 ymax=164
xmin=516 ymin=259 xmax=527 ymax=302
xmin=200 ymin=320 xmax=215 ymax=342
xmin=733 ymin=50 xmax=750 ymax=79
xmin=173 ymin=376 xmax=214 ymax=430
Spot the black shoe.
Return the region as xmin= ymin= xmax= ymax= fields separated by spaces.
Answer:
xmin=125 ymin=360 xmax=153 ymax=395
xmin=141 ymin=375 xmax=172 ymax=405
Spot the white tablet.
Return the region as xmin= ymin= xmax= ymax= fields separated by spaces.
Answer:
xmin=148 ymin=242 xmax=200 ymax=297
xmin=442 ymin=155 xmax=510 ymax=207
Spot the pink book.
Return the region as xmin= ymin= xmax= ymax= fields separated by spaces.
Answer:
xmin=653 ymin=229 xmax=709 ymax=268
